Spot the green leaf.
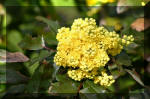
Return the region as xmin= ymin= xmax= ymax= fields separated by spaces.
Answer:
xmin=49 ymin=74 xmax=80 ymax=93
xmin=7 ymin=69 xmax=29 ymax=84
xmin=51 ymin=0 xmax=76 ymax=6
xmin=0 ymin=65 xmax=6 ymax=84
xmin=118 ymin=77 xmax=135 ymax=91
xmin=127 ymin=0 xmax=143 ymax=6
xmin=7 ymin=84 xmax=25 ymax=94
xmin=129 ymin=89 xmax=150 ymax=99
xmin=25 ymin=65 xmax=42 ymax=93
xmin=125 ymin=69 xmax=145 ymax=87
xmin=80 ymin=80 xmax=106 ymax=93
xmin=29 ymin=50 xmax=53 ymax=66
xmin=7 ymin=30 xmax=23 ymax=52
xmin=103 ymin=26 xmax=114 ymax=32
xmin=36 ymin=16 xmax=60 ymax=34
xmin=79 ymin=80 xmax=107 ymax=99
xmin=36 ymin=16 xmax=59 ymax=45
xmin=52 ymin=63 xmax=60 ymax=80
xmin=26 ymin=63 xmax=53 ymax=93
xmin=19 ymin=35 xmax=43 ymax=50
xmin=43 ymin=32 xmax=58 ymax=45
xmin=116 ymin=51 xmax=132 ymax=66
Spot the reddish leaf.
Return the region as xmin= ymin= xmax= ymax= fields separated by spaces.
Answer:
xmin=131 ymin=18 xmax=150 ymax=32
xmin=0 ymin=51 xmax=29 ymax=62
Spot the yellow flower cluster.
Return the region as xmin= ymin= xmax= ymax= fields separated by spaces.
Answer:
xmin=54 ymin=18 xmax=134 ymax=86
xmin=94 ymin=70 xmax=115 ymax=86
xmin=68 ymin=68 xmax=98 ymax=81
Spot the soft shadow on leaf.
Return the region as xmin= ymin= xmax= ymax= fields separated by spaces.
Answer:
xmin=116 ymin=51 xmax=132 ymax=66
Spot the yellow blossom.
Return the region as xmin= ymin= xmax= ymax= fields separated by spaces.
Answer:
xmin=54 ymin=18 xmax=134 ymax=86
xmin=94 ymin=70 xmax=115 ymax=86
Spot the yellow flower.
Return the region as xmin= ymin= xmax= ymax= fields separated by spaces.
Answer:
xmin=94 ymin=70 xmax=115 ymax=86
xmin=54 ymin=18 xmax=134 ymax=86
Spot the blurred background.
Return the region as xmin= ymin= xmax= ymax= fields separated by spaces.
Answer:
xmin=0 ymin=0 xmax=150 ymax=98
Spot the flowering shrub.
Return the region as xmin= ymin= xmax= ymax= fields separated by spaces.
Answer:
xmin=54 ymin=18 xmax=134 ymax=86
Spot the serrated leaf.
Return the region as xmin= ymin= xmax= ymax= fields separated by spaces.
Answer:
xmin=116 ymin=51 xmax=132 ymax=66
xmin=125 ymin=69 xmax=144 ymax=87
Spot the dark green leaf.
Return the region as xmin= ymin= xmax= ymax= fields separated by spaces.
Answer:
xmin=49 ymin=74 xmax=80 ymax=93
xmin=25 ymin=66 xmax=42 ymax=93
xmin=79 ymin=80 xmax=107 ymax=99
xmin=80 ymin=80 xmax=106 ymax=93
xmin=26 ymin=63 xmax=53 ymax=93
xmin=19 ymin=35 xmax=43 ymax=50
xmin=36 ymin=16 xmax=60 ymax=34
xmin=129 ymin=89 xmax=150 ymax=99
xmin=0 ymin=66 xmax=6 ymax=84
xmin=125 ymin=69 xmax=144 ymax=87
xmin=52 ymin=63 xmax=60 ymax=80
xmin=29 ymin=50 xmax=53 ymax=66
xmin=7 ymin=84 xmax=25 ymax=94
xmin=7 ymin=69 xmax=29 ymax=84
xmin=116 ymin=51 xmax=132 ymax=66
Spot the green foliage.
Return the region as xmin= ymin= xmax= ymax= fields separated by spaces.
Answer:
xmin=50 ymin=74 xmax=80 ymax=93
xmin=0 ymin=0 xmax=150 ymax=99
